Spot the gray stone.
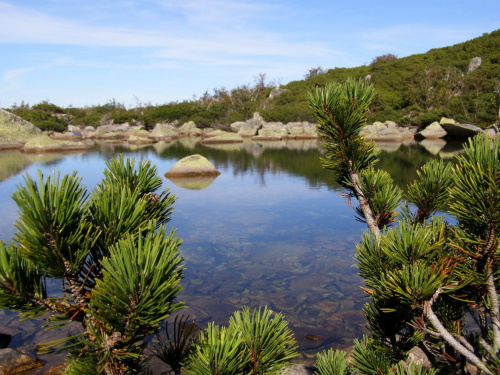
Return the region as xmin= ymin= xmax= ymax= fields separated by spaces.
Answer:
xmin=439 ymin=121 xmax=482 ymax=137
xmin=360 ymin=123 xmax=403 ymax=141
xmin=384 ymin=120 xmax=399 ymax=128
xmin=0 ymin=109 xmax=41 ymax=146
xmin=67 ymin=125 xmax=82 ymax=134
xmin=0 ymin=348 xmax=44 ymax=374
xmin=483 ymin=128 xmax=497 ymax=139
xmin=234 ymin=113 xmax=265 ymax=137
xmin=269 ymin=87 xmax=290 ymax=99
xmin=200 ymin=133 xmax=243 ymax=144
xmin=178 ymin=121 xmax=202 ymax=135
xmin=418 ymin=121 xmax=447 ymax=139
xmin=21 ymin=134 xmax=91 ymax=153
xmin=203 ymin=129 xmax=228 ymax=138
xmin=254 ymin=122 xmax=288 ymax=140
xmin=128 ymin=135 xmax=154 ymax=144
xmin=280 ymin=364 xmax=316 ymax=375
xmin=230 ymin=121 xmax=246 ymax=133
xmin=238 ymin=123 xmax=262 ymax=137
xmin=96 ymin=123 xmax=131 ymax=133
xmin=439 ymin=117 xmax=457 ymax=126
xmin=149 ymin=123 xmax=179 ymax=140
xmin=406 ymin=346 xmax=432 ymax=369
xmin=50 ymin=131 xmax=82 ymax=141
xmin=165 ymin=154 xmax=221 ymax=177
xmin=285 ymin=122 xmax=318 ymax=139
xmin=467 ymin=56 xmax=482 ymax=73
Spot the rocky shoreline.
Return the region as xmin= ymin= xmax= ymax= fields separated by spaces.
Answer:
xmin=1 ymin=108 xmax=499 ymax=153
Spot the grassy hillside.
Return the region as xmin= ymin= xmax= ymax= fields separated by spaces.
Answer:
xmin=6 ymin=30 xmax=500 ymax=130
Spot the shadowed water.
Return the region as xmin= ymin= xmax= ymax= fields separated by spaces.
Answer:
xmin=0 ymin=138 xmax=465 ymax=370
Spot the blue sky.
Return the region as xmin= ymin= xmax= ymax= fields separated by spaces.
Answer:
xmin=0 ymin=0 xmax=499 ymax=108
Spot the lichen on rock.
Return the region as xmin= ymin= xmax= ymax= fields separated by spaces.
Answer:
xmin=165 ymin=154 xmax=221 ymax=177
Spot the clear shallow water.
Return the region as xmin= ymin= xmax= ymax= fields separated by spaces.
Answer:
xmin=0 ymin=138 xmax=465 ymax=370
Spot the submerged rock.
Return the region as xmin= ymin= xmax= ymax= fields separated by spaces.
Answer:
xmin=417 ymin=121 xmax=447 ymax=139
xmin=0 ymin=348 xmax=44 ymax=374
xmin=165 ymin=154 xmax=221 ymax=177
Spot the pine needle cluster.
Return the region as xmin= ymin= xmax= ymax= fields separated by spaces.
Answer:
xmin=309 ymin=78 xmax=500 ymax=374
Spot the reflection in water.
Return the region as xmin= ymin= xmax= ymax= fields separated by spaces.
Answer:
xmin=0 ymin=137 xmax=466 ymax=370
xmin=0 ymin=151 xmax=68 ymax=182
xmin=420 ymin=139 xmax=447 ymax=155
xmin=166 ymin=175 xmax=219 ymax=190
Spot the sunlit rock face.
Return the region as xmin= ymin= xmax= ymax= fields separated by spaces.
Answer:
xmin=21 ymin=134 xmax=91 ymax=153
xmin=164 ymin=154 xmax=221 ymax=177
xmin=417 ymin=121 xmax=447 ymax=139
xmin=0 ymin=109 xmax=41 ymax=149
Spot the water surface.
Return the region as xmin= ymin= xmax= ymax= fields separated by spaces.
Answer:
xmin=0 ymin=138 xmax=464 ymax=369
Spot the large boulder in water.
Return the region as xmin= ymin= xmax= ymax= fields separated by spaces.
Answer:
xmin=150 ymin=123 xmax=179 ymax=140
xmin=0 ymin=109 xmax=41 ymax=149
xmin=178 ymin=121 xmax=202 ymax=136
xmin=253 ymin=122 xmax=288 ymax=140
xmin=285 ymin=122 xmax=318 ymax=139
xmin=439 ymin=117 xmax=482 ymax=137
xmin=417 ymin=122 xmax=447 ymax=139
xmin=165 ymin=154 xmax=220 ymax=177
xmin=360 ymin=122 xmax=403 ymax=141
xmin=233 ymin=112 xmax=265 ymax=137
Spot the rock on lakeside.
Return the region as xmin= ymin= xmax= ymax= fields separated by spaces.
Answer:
xmin=2 ymin=107 xmax=499 ymax=154
xmin=417 ymin=122 xmax=447 ymax=139
xmin=360 ymin=121 xmax=417 ymax=141
xmin=21 ymin=135 xmax=92 ymax=153
xmin=439 ymin=117 xmax=483 ymax=137
xmin=0 ymin=109 xmax=41 ymax=149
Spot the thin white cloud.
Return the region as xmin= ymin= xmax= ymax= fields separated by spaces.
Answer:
xmin=155 ymin=0 xmax=286 ymax=25
xmin=0 ymin=57 xmax=76 ymax=94
xmin=0 ymin=0 xmax=333 ymax=65
xmin=0 ymin=2 xmax=168 ymax=47
xmin=1 ymin=67 xmax=36 ymax=93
